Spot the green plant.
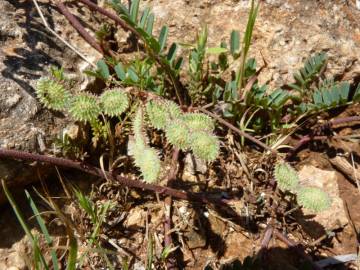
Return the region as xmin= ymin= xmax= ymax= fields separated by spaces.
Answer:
xmin=1 ymin=180 xmax=78 ymax=270
xmin=274 ymin=163 xmax=331 ymax=213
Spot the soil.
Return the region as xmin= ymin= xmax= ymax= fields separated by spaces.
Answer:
xmin=0 ymin=0 xmax=360 ymax=270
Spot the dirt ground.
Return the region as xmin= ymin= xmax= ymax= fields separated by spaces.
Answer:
xmin=0 ymin=0 xmax=360 ymax=269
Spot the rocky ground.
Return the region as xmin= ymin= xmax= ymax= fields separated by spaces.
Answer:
xmin=0 ymin=0 xmax=360 ymax=269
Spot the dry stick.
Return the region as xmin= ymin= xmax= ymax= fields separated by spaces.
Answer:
xmin=274 ymin=229 xmax=322 ymax=270
xmin=0 ymin=148 xmax=228 ymax=205
xmin=286 ymin=115 xmax=360 ymax=160
xmin=77 ymin=0 xmax=185 ymax=107
xmin=163 ymin=149 xmax=179 ymax=270
xmin=55 ymin=2 xmax=104 ymax=54
xmin=32 ymin=0 xmax=96 ymax=68
xmin=198 ymin=108 xmax=275 ymax=153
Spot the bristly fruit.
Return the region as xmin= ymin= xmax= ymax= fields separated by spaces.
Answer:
xmin=100 ymin=88 xmax=129 ymax=117
xmin=68 ymin=93 xmax=101 ymax=122
xmin=182 ymin=113 xmax=215 ymax=132
xmin=274 ymin=163 xmax=299 ymax=192
xmin=146 ymin=99 xmax=181 ymax=130
xmin=36 ymin=78 xmax=71 ymax=111
xmin=297 ymin=186 xmax=331 ymax=213
xmin=165 ymin=120 xmax=192 ymax=150
xmin=189 ymin=131 xmax=219 ymax=161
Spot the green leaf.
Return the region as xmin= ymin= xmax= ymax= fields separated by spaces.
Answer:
xmin=174 ymin=57 xmax=184 ymax=71
xmin=146 ymin=13 xmax=155 ymax=35
xmin=97 ymin=59 xmax=110 ymax=80
xmin=353 ymin=83 xmax=360 ymax=101
xmin=166 ymin=43 xmax=178 ymax=63
xmin=230 ymin=30 xmax=240 ymax=55
xmin=127 ymin=67 xmax=139 ymax=82
xmin=206 ymin=47 xmax=228 ymax=54
xmin=130 ymin=0 xmax=140 ymax=22
xmin=158 ymin=26 xmax=169 ymax=52
xmin=26 ymin=191 xmax=60 ymax=270
xmin=139 ymin=7 xmax=151 ymax=29
xmin=114 ymin=63 xmax=126 ymax=80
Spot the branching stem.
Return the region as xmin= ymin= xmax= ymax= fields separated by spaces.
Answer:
xmin=0 ymin=148 xmax=227 ymax=205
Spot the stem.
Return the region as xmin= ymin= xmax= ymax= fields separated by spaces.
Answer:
xmin=198 ymin=108 xmax=276 ymax=153
xmin=55 ymin=2 xmax=104 ymax=54
xmin=0 ymin=148 xmax=228 ymax=205
xmin=77 ymin=0 xmax=186 ymax=106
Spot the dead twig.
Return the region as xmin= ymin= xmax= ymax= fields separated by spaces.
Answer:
xmin=198 ymin=108 xmax=275 ymax=153
xmin=286 ymin=115 xmax=360 ymax=160
xmin=0 ymin=148 xmax=228 ymax=205
xmin=32 ymin=0 xmax=96 ymax=67
xmin=163 ymin=149 xmax=180 ymax=270
xmin=273 ymin=229 xmax=322 ymax=270
xmin=55 ymin=2 xmax=104 ymax=54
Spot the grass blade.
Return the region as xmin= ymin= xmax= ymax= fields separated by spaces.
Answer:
xmin=26 ymin=191 xmax=60 ymax=270
xmin=130 ymin=0 xmax=140 ymax=23
xmin=158 ymin=26 xmax=169 ymax=52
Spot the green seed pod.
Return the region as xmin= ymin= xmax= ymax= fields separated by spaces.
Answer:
xmin=68 ymin=93 xmax=101 ymax=122
xmin=274 ymin=163 xmax=299 ymax=192
xmin=146 ymin=100 xmax=181 ymax=130
xmin=100 ymin=88 xmax=129 ymax=117
xmin=165 ymin=120 xmax=191 ymax=150
xmin=182 ymin=113 xmax=215 ymax=132
xmin=36 ymin=77 xmax=71 ymax=111
xmin=137 ymin=148 xmax=161 ymax=183
xmin=189 ymin=131 xmax=219 ymax=161
xmin=297 ymin=187 xmax=331 ymax=213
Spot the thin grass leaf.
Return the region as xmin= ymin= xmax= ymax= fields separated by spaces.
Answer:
xmin=2 ymin=180 xmax=50 ymax=270
xmin=146 ymin=13 xmax=155 ymax=35
xmin=158 ymin=26 xmax=169 ymax=52
xmin=207 ymin=47 xmax=228 ymax=54
xmin=111 ymin=0 xmax=130 ymax=17
xmin=130 ymin=0 xmax=140 ymax=22
xmin=139 ymin=7 xmax=151 ymax=29
xmin=26 ymin=191 xmax=60 ymax=270
xmin=66 ymin=235 xmax=78 ymax=270
xmin=230 ymin=30 xmax=240 ymax=56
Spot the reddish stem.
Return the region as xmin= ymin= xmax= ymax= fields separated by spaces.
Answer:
xmin=56 ymin=2 xmax=103 ymax=54
xmin=0 ymin=148 xmax=227 ymax=205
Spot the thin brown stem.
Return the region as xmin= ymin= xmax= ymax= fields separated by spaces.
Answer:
xmin=163 ymin=149 xmax=180 ymax=270
xmin=0 ymin=148 xmax=227 ymax=205
xmin=77 ymin=0 xmax=186 ymax=106
xmin=55 ymin=2 xmax=104 ymax=54
xmin=198 ymin=108 xmax=275 ymax=153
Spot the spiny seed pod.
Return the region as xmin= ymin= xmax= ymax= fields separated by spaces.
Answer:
xmin=182 ymin=113 xmax=215 ymax=131
xmin=136 ymin=147 xmax=161 ymax=183
xmin=68 ymin=93 xmax=101 ymax=122
xmin=100 ymin=88 xmax=129 ymax=117
xmin=190 ymin=131 xmax=219 ymax=162
xmin=274 ymin=163 xmax=299 ymax=192
xmin=146 ymin=100 xmax=181 ymax=130
xmin=297 ymin=187 xmax=331 ymax=213
xmin=165 ymin=120 xmax=192 ymax=150
xmin=132 ymin=107 xmax=148 ymax=146
xmin=36 ymin=77 xmax=71 ymax=111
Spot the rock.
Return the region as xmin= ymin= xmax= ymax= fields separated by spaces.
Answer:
xmin=297 ymin=165 xmax=348 ymax=236
xmin=0 ymin=236 xmax=31 ymax=270
xmin=0 ymin=0 xmax=100 ymax=203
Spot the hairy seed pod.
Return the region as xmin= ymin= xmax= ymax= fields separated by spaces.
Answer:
xmin=297 ymin=186 xmax=331 ymax=213
xmin=136 ymin=147 xmax=161 ymax=183
xmin=190 ymin=131 xmax=219 ymax=161
xmin=100 ymin=88 xmax=129 ymax=117
xmin=36 ymin=77 xmax=71 ymax=111
xmin=274 ymin=163 xmax=299 ymax=192
xmin=165 ymin=120 xmax=191 ymax=150
xmin=68 ymin=93 xmax=101 ymax=122
xmin=182 ymin=113 xmax=215 ymax=131
xmin=146 ymin=100 xmax=181 ymax=130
